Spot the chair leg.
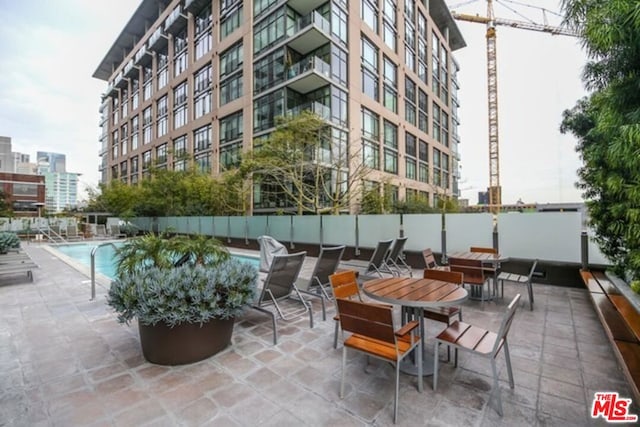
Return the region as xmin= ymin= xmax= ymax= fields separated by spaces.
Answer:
xmin=528 ymin=281 xmax=534 ymax=310
xmin=454 ymin=348 xmax=458 ymax=367
xmin=340 ymin=347 xmax=347 ymax=398
xmin=433 ymin=341 xmax=439 ymax=391
xmin=417 ymin=341 xmax=423 ymax=393
xmin=491 ymin=359 xmax=503 ymax=416
xmin=394 ymin=363 xmax=400 ymax=424
xmin=333 ymin=320 xmax=339 ymax=349
xmin=504 ymin=340 xmax=515 ymax=388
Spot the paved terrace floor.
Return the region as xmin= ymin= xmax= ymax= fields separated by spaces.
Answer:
xmin=1 ymin=244 xmax=638 ymax=426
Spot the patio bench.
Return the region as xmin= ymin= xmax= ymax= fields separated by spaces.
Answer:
xmin=580 ymin=269 xmax=640 ymax=404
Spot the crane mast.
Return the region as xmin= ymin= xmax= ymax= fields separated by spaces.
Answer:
xmin=451 ymin=1 xmax=578 ymax=213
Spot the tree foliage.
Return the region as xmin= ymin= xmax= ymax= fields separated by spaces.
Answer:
xmin=561 ymin=0 xmax=640 ymax=279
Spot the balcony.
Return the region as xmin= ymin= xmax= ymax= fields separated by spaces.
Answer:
xmin=287 ymin=101 xmax=330 ymax=121
xmin=184 ymin=0 xmax=210 ymax=14
xmin=164 ymin=6 xmax=187 ymax=34
xmin=286 ymin=56 xmax=331 ymax=94
xmin=148 ymin=27 xmax=168 ymax=51
xmin=114 ymin=71 xmax=128 ymax=89
xmin=287 ymin=12 xmax=332 ymax=55
xmin=105 ymin=82 xmax=118 ymax=97
xmin=287 ymin=0 xmax=326 ymax=15
xmin=134 ymin=45 xmax=152 ymax=66
xmin=123 ymin=60 xmax=139 ymax=79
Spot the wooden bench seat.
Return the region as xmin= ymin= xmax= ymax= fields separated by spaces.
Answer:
xmin=580 ymin=269 xmax=640 ymax=404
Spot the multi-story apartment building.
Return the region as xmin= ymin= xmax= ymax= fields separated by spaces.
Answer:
xmin=94 ymin=0 xmax=464 ymax=213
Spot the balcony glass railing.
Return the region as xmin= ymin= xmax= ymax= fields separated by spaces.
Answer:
xmin=165 ymin=6 xmax=182 ymax=31
xmin=148 ymin=27 xmax=164 ymax=47
xmin=288 ymin=56 xmax=331 ymax=79
xmin=291 ymin=11 xmax=331 ymax=36
xmin=134 ymin=46 xmax=148 ymax=63
xmin=287 ymin=101 xmax=330 ymax=120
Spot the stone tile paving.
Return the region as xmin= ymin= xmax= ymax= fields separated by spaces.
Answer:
xmin=0 ymin=244 xmax=638 ymax=426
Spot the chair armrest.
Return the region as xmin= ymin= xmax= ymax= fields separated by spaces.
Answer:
xmin=396 ymin=320 xmax=419 ymax=337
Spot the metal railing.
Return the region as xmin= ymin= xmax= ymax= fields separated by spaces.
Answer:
xmin=90 ymin=242 xmax=118 ymax=300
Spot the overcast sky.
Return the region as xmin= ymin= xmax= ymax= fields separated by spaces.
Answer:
xmin=0 ymin=0 xmax=588 ymax=204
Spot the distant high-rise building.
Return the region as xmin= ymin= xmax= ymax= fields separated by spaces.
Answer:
xmin=0 ymin=136 xmax=13 ymax=173
xmin=36 ymin=151 xmax=66 ymax=174
xmin=42 ymin=172 xmax=80 ymax=213
xmin=12 ymin=152 xmax=36 ymax=174
xmin=93 ymin=0 xmax=465 ymax=213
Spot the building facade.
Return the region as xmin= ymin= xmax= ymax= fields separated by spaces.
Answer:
xmin=0 ymin=172 xmax=46 ymax=216
xmin=94 ymin=0 xmax=464 ymax=213
xmin=41 ymin=172 xmax=80 ymax=213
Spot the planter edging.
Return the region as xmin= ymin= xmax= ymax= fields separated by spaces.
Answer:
xmin=605 ymin=271 xmax=640 ymax=314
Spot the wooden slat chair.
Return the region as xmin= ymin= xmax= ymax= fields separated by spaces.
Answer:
xmin=385 ymin=237 xmax=412 ymax=277
xmin=296 ymin=245 xmax=345 ymax=321
xmin=422 ymin=269 xmax=464 ymax=361
xmin=498 ymin=260 xmax=538 ymax=310
xmin=422 ymin=248 xmax=449 ymax=271
xmin=251 ymin=252 xmax=312 ymax=345
xmin=329 ymin=270 xmax=369 ymax=349
xmin=337 ymin=298 xmax=423 ymax=424
xmin=448 ymin=257 xmax=492 ymax=303
xmin=470 ymin=246 xmax=498 ymax=254
xmin=433 ymin=294 xmax=521 ymax=416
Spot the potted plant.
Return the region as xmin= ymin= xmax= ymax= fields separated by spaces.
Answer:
xmin=107 ymin=233 xmax=258 ymax=365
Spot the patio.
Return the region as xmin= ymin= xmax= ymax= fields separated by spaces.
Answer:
xmin=1 ymin=244 xmax=637 ymax=426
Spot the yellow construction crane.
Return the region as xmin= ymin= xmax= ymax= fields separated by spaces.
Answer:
xmin=451 ymin=0 xmax=577 ymax=213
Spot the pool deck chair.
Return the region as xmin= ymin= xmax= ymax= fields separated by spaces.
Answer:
xmin=385 ymin=237 xmax=412 ymax=277
xmin=296 ymin=245 xmax=346 ymax=321
xmin=498 ymin=260 xmax=538 ymax=309
xmin=0 ymin=251 xmax=39 ymax=282
xmin=251 ymin=252 xmax=312 ymax=345
xmin=341 ymin=239 xmax=394 ymax=279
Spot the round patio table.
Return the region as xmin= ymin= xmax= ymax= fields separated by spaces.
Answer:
xmin=362 ymin=276 xmax=468 ymax=376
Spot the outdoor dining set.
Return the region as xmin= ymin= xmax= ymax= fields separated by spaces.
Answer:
xmin=252 ymin=236 xmax=538 ymax=423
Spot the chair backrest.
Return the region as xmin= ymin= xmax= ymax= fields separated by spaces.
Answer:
xmin=422 ymin=248 xmax=438 ymax=269
xmin=423 ymin=268 xmax=463 ymax=285
xmin=257 ymin=252 xmax=306 ymax=303
xmin=329 ymin=270 xmax=361 ymax=300
xmin=336 ymin=298 xmax=396 ymax=344
xmin=110 ymin=224 xmax=120 ymax=236
xmin=492 ymin=294 xmax=521 ymax=355
xmin=448 ymin=257 xmax=486 ymax=285
xmin=387 ymin=237 xmax=408 ymax=262
xmin=67 ymin=225 xmax=78 ymax=236
xmin=96 ymin=224 xmax=107 ymax=236
xmin=470 ymin=246 xmax=497 ymax=254
xmin=366 ymin=239 xmax=394 ymax=272
xmin=310 ymin=245 xmax=346 ymax=288
xmin=527 ymin=260 xmax=539 ymax=281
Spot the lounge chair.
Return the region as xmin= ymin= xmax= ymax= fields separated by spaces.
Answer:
xmin=0 ymin=251 xmax=38 ymax=282
xmin=385 ymin=237 xmax=412 ymax=277
xmin=296 ymin=245 xmax=346 ymax=321
xmin=250 ymin=252 xmax=312 ymax=345
xmin=95 ymin=225 xmax=109 ymax=239
xmin=66 ymin=225 xmax=84 ymax=241
xmin=340 ymin=239 xmax=394 ymax=279
xmin=109 ymin=224 xmax=126 ymax=239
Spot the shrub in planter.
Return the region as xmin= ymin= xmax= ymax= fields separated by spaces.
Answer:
xmin=107 ymin=233 xmax=258 ymax=364
xmin=0 ymin=232 xmax=20 ymax=253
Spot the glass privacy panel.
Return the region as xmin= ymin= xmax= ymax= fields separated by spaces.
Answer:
xmin=197 ymin=217 xmax=213 ymax=236
xmin=157 ymin=217 xmax=169 ymax=232
xmin=358 ymin=215 xmax=401 ymax=249
xmin=228 ymin=217 xmax=247 ymax=239
xmin=247 ymin=216 xmax=269 ymax=239
xmin=403 ymin=214 xmax=442 ymax=252
xmin=173 ymin=217 xmax=189 ymax=234
xmin=268 ymin=216 xmax=292 ymax=244
xmin=292 ymin=216 xmax=321 ymax=244
xmin=446 ymin=213 xmax=494 ymax=253
xmin=498 ymin=212 xmax=581 ymax=263
xmin=587 ymin=228 xmax=611 ymax=266
xmin=322 ymin=215 xmax=356 ymax=247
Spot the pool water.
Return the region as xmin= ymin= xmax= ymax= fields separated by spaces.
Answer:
xmin=54 ymin=243 xmax=259 ymax=280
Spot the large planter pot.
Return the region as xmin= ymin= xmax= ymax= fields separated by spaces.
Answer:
xmin=138 ymin=317 xmax=234 ymax=365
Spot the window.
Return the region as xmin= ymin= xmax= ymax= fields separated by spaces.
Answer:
xmin=406 ymin=158 xmax=416 ymax=180
xmin=253 ymin=7 xmax=293 ymax=54
xmin=173 ymin=135 xmax=187 ymax=171
xmin=418 ymin=139 xmax=428 ymax=183
xmin=142 ymin=150 xmax=152 ymax=170
xmin=383 ymin=59 xmax=397 ymax=112
xmin=362 ymin=108 xmax=379 ymax=169
xmin=156 ymin=143 xmax=168 ymax=166
xmin=361 ymin=108 xmax=379 ymax=140
xmin=432 ymin=102 xmax=441 ymax=143
xmin=220 ymin=142 xmax=242 ymax=170
xmin=220 ymin=74 xmax=243 ymax=105
xmin=253 ymin=90 xmax=283 ymax=131
xmin=194 ymin=125 xmax=211 ymax=152
xmin=442 ymin=152 xmax=450 ymax=189
xmin=220 ymin=43 xmax=243 ymax=78
xmin=174 ymin=28 xmax=188 ymax=77
xmin=157 ymin=50 xmax=168 ymax=90
xmin=132 ymin=79 xmax=139 ymax=110
xmin=131 ymin=115 xmax=139 ymax=150
xmin=361 ymin=0 xmax=378 ymax=33
xmin=173 ymin=81 xmax=188 ymax=129
xmin=142 ymin=107 xmax=152 ymax=144
xmin=195 ymin=152 xmax=211 ymax=173
xmin=220 ymin=111 xmax=243 ymax=143
xmin=253 ymin=48 xmax=283 ymax=93
xmin=221 ymin=4 xmax=243 ymax=39
xmin=362 ymin=37 xmax=378 ymax=101
xmin=143 ymin=66 xmax=153 ymax=101
xmin=418 ymin=89 xmax=428 ymax=134
xmin=383 ymin=121 xmax=398 ymax=174
xmin=405 ymin=132 xmax=416 ymax=156
xmin=254 ymin=0 xmax=278 ymax=17
xmin=195 ymin=6 xmax=212 ymax=60
xmin=383 ymin=22 xmax=396 ymax=52
xmin=433 ymin=148 xmax=441 ymax=187
xmin=194 ymin=65 xmax=212 ymax=118
xmin=157 ymin=95 xmax=168 ymax=137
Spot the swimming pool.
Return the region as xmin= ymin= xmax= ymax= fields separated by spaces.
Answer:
xmin=53 ymin=243 xmax=260 ymax=280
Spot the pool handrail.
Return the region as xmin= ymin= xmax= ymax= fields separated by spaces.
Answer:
xmin=90 ymin=242 xmax=119 ymax=300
